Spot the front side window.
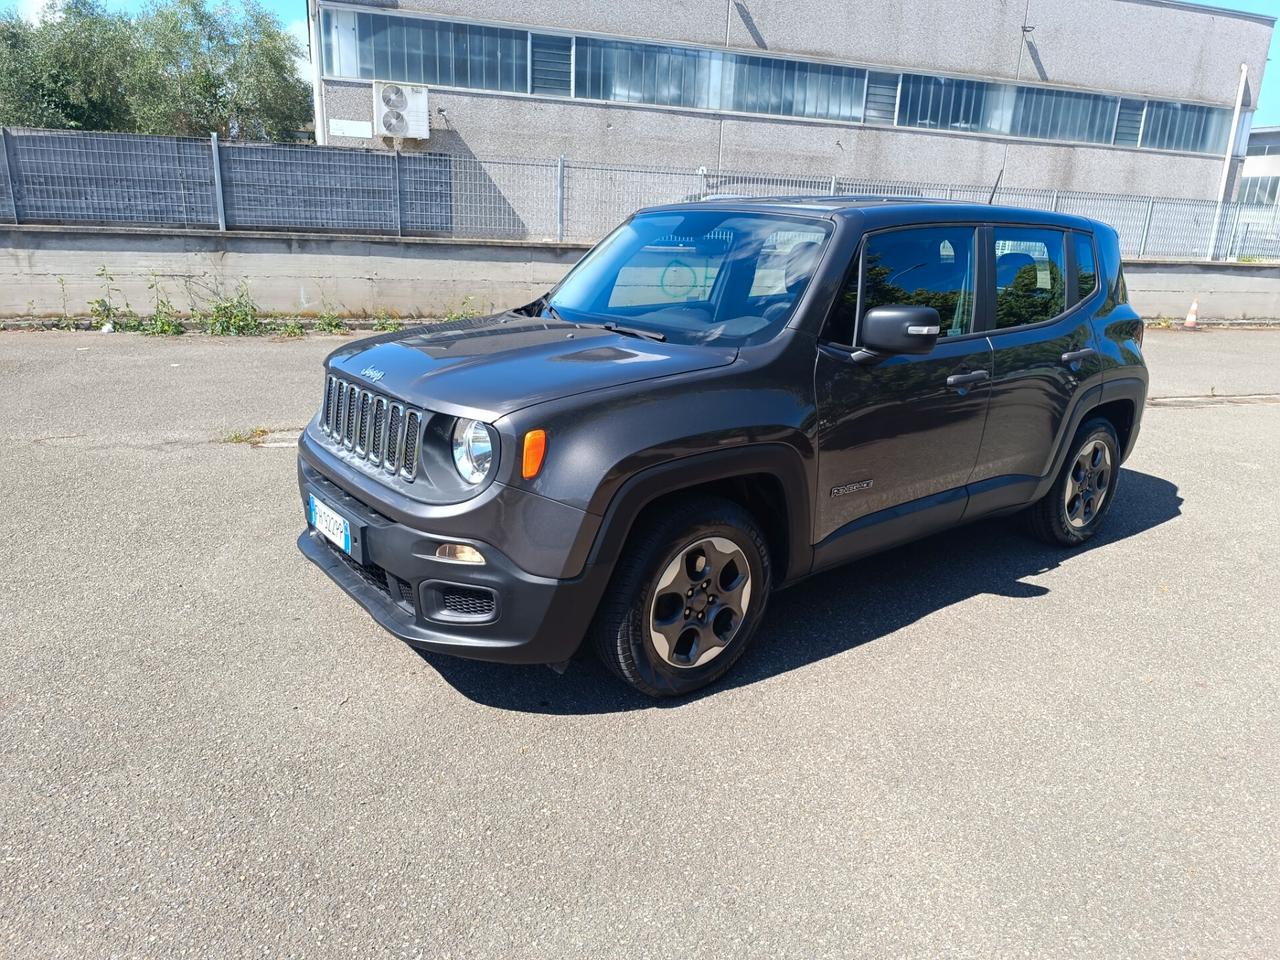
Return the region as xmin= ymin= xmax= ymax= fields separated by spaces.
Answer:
xmin=993 ymin=227 xmax=1066 ymax=329
xmin=549 ymin=211 xmax=831 ymax=346
xmin=855 ymin=226 xmax=978 ymax=341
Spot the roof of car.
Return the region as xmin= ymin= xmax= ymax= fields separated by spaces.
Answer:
xmin=637 ymin=195 xmax=1106 ymax=232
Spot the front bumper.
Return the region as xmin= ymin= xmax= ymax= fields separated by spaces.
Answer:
xmin=297 ymin=455 xmax=610 ymax=665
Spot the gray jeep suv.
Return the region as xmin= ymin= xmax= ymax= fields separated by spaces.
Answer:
xmin=297 ymin=198 xmax=1147 ymax=697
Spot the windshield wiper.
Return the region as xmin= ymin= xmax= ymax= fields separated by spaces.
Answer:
xmin=603 ymin=321 xmax=667 ymax=342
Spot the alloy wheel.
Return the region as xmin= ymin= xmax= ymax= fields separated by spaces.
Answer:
xmin=1064 ymin=438 xmax=1112 ymax=530
xmin=648 ymin=536 xmax=753 ymax=668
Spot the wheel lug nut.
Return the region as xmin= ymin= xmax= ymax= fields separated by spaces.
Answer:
xmin=684 ymin=608 xmax=691 ymax=617
xmin=687 ymin=589 xmax=694 ymax=597
xmin=698 ymin=612 xmax=705 ymax=621
xmin=709 ymin=595 xmax=716 ymax=603
xmin=702 ymin=580 xmax=710 ymax=588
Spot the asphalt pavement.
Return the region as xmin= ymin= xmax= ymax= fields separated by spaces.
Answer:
xmin=1 ymin=328 xmax=1278 ymax=958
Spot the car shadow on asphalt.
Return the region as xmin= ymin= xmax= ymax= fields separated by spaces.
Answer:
xmin=416 ymin=469 xmax=1182 ymax=714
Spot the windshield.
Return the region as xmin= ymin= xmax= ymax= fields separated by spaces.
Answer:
xmin=547 ymin=210 xmax=833 ymax=346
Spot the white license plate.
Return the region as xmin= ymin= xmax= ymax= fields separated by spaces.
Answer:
xmin=309 ymin=494 xmax=351 ymax=554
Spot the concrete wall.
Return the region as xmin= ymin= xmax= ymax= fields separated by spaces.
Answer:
xmin=1123 ymin=259 xmax=1280 ymax=322
xmin=0 ymin=227 xmax=585 ymax=319
xmin=319 ymin=0 xmax=1273 ymax=201
xmin=2 ymin=227 xmax=1277 ymax=323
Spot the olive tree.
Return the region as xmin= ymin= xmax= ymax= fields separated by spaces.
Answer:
xmin=0 ymin=0 xmax=312 ymax=140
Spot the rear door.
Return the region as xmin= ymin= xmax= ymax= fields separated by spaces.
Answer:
xmin=969 ymin=225 xmax=1103 ymax=504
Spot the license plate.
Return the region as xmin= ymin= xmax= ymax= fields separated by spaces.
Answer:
xmin=309 ymin=494 xmax=351 ymax=554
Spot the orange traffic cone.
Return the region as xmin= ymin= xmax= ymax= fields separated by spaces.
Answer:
xmin=1184 ymin=299 xmax=1199 ymax=330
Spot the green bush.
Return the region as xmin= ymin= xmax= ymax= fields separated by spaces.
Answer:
xmin=201 ymin=285 xmax=266 ymax=336
xmin=139 ymin=275 xmax=184 ymax=335
xmin=140 ymin=302 xmax=185 ymax=336
xmin=272 ymin=318 xmax=305 ymax=338
xmin=443 ymin=297 xmax=479 ymax=322
xmin=87 ymin=297 xmax=117 ymax=329
xmin=314 ymin=311 xmax=349 ymax=334
xmin=371 ymin=310 xmax=403 ymax=332
xmin=87 ymin=265 xmax=134 ymax=329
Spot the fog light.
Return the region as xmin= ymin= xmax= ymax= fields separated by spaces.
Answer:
xmin=435 ymin=543 xmax=485 ymax=564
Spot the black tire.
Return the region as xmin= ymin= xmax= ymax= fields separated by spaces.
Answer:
xmin=589 ymin=495 xmax=772 ymax=698
xmin=1026 ymin=417 xmax=1120 ymax=546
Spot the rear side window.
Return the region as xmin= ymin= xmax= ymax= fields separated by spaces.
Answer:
xmin=859 ymin=226 xmax=978 ymax=339
xmin=992 ymin=227 xmax=1066 ymax=329
xmin=1074 ymin=233 xmax=1098 ymax=301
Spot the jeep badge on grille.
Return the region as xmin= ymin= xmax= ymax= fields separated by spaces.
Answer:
xmin=360 ymin=366 xmax=385 ymax=383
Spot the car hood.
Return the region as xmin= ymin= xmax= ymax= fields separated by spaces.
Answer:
xmin=325 ymin=314 xmax=737 ymax=420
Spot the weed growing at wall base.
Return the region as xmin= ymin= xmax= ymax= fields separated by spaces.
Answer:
xmin=443 ymin=297 xmax=479 ymax=322
xmin=200 ymin=285 xmax=266 ymax=336
xmin=314 ymin=311 xmax=350 ymax=334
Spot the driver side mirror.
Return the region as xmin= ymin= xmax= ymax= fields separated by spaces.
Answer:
xmin=860 ymin=305 xmax=942 ymax=356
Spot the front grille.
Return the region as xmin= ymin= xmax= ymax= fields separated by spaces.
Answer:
xmin=385 ymin=404 xmax=403 ymax=472
xmin=344 ymin=384 xmax=358 ymax=446
xmin=441 ymin=586 xmax=496 ymax=618
xmin=321 ymin=374 xmax=423 ymax=480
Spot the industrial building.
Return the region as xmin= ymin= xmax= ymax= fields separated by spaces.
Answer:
xmin=306 ymin=0 xmax=1272 ymax=203
xmin=1242 ymin=126 xmax=1280 ymax=205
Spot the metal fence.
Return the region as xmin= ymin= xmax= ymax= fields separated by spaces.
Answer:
xmin=1 ymin=126 xmax=1278 ymax=261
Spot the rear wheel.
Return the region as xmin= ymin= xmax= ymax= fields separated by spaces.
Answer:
xmin=589 ymin=496 xmax=772 ymax=697
xmin=1026 ymin=417 xmax=1120 ymax=546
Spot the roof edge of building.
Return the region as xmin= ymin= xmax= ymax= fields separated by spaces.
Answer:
xmin=1115 ymin=0 xmax=1275 ymax=27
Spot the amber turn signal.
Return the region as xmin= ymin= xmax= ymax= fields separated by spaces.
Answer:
xmin=522 ymin=429 xmax=547 ymax=479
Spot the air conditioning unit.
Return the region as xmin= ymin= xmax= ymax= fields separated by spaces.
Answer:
xmin=372 ymin=82 xmax=430 ymax=140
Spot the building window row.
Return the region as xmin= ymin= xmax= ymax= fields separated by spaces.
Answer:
xmin=1240 ymin=177 xmax=1279 ymax=205
xmin=320 ymin=8 xmax=1235 ymax=155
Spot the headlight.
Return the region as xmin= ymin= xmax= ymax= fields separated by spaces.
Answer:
xmin=451 ymin=418 xmax=494 ymax=484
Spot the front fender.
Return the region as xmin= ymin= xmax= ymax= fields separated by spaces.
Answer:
xmin=496 ymin=349 xmax=819 ymax=582
xmin=583 ymin=443 xmax=815 ymax=584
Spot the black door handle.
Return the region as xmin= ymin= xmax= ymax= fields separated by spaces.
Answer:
xmin=1061 ymin=347 xmax=1098 ymax=364
xmin=946 ymin=370 xmax=990 ymax=388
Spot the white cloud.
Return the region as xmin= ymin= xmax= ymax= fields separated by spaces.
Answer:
xmin=286 ymin=19 xmax=313 ymax=86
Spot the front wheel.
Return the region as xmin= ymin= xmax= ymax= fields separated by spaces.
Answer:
xmin=1026 ymin=417 xmax=1120 ymax=546
xmin=589 ymin=496 xmax=772 ymax=697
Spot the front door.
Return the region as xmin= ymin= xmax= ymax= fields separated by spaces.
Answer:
xmin=813 ymin=224 xmax=993 ymax=564
xmin=971 ymin=226 xmax=1104 ymax=501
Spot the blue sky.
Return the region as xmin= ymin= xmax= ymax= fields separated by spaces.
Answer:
xmin=11 ymin=0 xmax=1280 ymax=127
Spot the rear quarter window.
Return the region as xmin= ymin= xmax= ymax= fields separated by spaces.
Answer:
xmin=1073 ymin=233 xmax=1098 ymax=301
